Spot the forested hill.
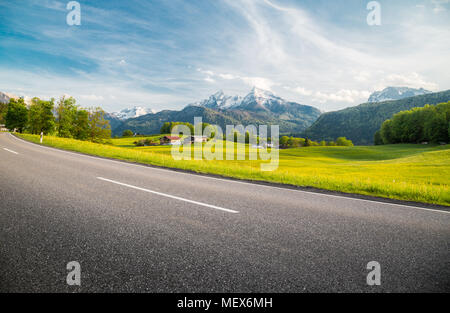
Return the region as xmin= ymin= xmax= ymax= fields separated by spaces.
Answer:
xmin=302 ymin=90 xmax=450 ymax=145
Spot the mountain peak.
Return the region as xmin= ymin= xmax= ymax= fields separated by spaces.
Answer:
xmin=111 ymin=106 xmax=155 ymax=120
xmin=249 ymin=86 xmax=274 ymax=97
xmin=368 ymin=87 xmax=431 ymax=103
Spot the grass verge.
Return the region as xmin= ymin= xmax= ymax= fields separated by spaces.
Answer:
xmin=15 ymin=133 xmax=450 ymax=206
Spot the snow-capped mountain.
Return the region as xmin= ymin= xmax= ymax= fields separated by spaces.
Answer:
xmin=0 ymin=92 xmax=15 ymax=104
xmin=189 ymin=90 xmax=242 ymax=109
xmin=238 ymin=87 xmax=287 ymax=112
xmin=190 ymin=87 xmax=296 ymax=112
xmin=0 ymin=91 xmax=32 ymax=105
xmin=368 ymin=87 xmax=431 ymax=103
xmin=112 ymin=87 xmax=322 ymax=136
xmin=111 ymin=106 xmax=155 ymax=120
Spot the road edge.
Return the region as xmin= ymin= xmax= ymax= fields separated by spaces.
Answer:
xmin=10 ymin=132 xmax=450 ymax=212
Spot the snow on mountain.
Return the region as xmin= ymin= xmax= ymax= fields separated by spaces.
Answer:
xmin=0 ymin=92 xmax=15 ymax=104
xmin=111 ymin=106 xmax=155 ymax=120
xmin=190 ymin=87 xmax=288 ymax=112
xmin=239 ymin=87 xmax=286 ymax=111
xmin=189 ymin=90 xmax=242 ymax=109
xmin=0 ymin=91 xmax=32 ymax=105
xmin=368 ymin=87 xmax=431 ymax=103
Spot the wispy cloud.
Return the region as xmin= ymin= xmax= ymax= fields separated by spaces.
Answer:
xmin=0 ymin=0 xmax=448 ymax=112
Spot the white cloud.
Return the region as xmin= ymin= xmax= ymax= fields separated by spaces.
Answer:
xmin=218 ymin=73 xmax=237 ymax=80
xmin=80 ymin=94 xmax=105 ymax=101
xmin=240 ymin=76 xmax=275 ymax=90
xmin=377 ymin=72 xmax=439 ymax=91
xmin=313 ymin=90 xmax=371 ymax=104
xmin=285 ymin=86 xmax=313 ymax=96
xmin=431 ymin=0 xmax=449 ymax=13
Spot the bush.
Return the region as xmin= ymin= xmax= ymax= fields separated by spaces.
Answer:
xmin=336 ymin=137 xmax=354 ymax=146
xmin=122 ymin=129 xmax=134 ymax=137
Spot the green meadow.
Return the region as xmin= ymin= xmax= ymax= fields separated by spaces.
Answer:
xmin=16 ymin=133 xmax=450 ymax=206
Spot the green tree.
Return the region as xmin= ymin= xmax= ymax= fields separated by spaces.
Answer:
xmin=122 ymin=129 xmax=134 ymax=137
xmin=88 ymin=107 xmax=111 ymax=142
xmin=56 ymin=96 xmax=77 ymax=138
xmin=0 ymin=101 xmax=8 ymax=124
xmin=279 ymin=136 xmax=289 ymax=148
xmin=160 ymin=122 xmax=171 ymax=134
xmin=377 ymin=101 xmax=450 ymax=144
xmin=73 ymin=109 xmax=89 ymax=140
xmin=374 ymin=131 xmax=383 ymax=145
xmin=336 ymin=137 xmax=354 ymax=146
xmin=27 ymin=98 xmax=55 ymax=135
xmin=5 ymin=98 xmax=28 ymax=133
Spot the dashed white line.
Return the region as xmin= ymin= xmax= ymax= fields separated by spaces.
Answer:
xmin=8 ymin=133 xmax=450 ymax=215
xmin=97 ymin=177 xmax=239 ymax=214
xmin=3 ymin=148 xmax=18 ymax=154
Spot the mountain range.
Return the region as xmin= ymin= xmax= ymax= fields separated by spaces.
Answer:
xmin=111 ymin=87 xmax=322 ymax=136
xmin=111 ymin=106 xmax=156 ymax=120
xmin=302 ymin=89 xmax=450 ymax=145
xmin=368 ymin=87 xmax=431 ymax=103
xmin=0 ymin=91 xmax=32 ymax=105
xmin=3 ymin=87 xmax=448 ymax=145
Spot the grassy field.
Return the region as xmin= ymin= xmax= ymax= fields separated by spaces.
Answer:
xmin=16 ymin=133 xmax=450 ymax=206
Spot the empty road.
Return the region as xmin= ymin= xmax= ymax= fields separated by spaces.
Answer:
xmin=0 ymin=132 xmax=449 ymax=292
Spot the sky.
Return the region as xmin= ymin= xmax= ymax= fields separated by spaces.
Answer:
xmin=0 ymin=0 xmax=449 ymax=112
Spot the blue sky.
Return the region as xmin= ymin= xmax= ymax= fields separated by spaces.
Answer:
xmin=0 ymin=0 xmax=449 ymax=112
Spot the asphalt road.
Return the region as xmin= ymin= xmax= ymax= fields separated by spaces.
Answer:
xmin=0 ymin=132 xmax=449 ymax=293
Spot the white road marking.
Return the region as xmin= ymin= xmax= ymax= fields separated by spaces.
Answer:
xmin=3 ymin=148 xmax=18 ymax=154
xmin=8 ymin=133 xmax=450 ymax=215
xmin=97 ymin=177 xmax=239 ymax=214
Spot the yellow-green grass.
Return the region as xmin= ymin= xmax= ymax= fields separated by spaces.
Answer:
xmin=16 ymin=133 xmax=450 ymax=206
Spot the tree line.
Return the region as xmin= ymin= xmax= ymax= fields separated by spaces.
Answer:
xmin=374 ymin=101 xmax=450 ymax=145
xmin=280 ymin=136 xmax=353 ymax=148
xmin=2 ymin=96 xmax=111 ymax=143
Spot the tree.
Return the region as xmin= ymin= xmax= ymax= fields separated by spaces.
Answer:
xmin=88 ymin=107 xmax=111 ymax=142
xmin=279 ymin=136 xmax=289 ymax=148
xmin=160 ymin=122 xmax=194 ymax=135
xmin=425 ymin=112 xmax=448 ymax=143
xmin=56 ymin=96 xmax=77 ymax=138
xmin=73 ymin=109 xmax=89 ymax=140
xmin=380 ymin=120 xmax=394 ymax=144
xmin=160 ymin=122 xmax=171 ymax=134
xmin=377 ymin=101 xmax=450 ymax=144
xmin=39 ymin=98 xmax=55 ymax=134
xmin=374 ymin=131 xmax=383 ymax=145
xmin=0 ymin=101 xmax=8 ymax=124
xmin=5 ymin=98 xmax=28 ymax=133
xmin=122 ymin=129 xmax=134 ymax=137
xmin=27 ymin=98 xmax=55 ymax=135
xmin=336 ymin=137 xmax=354 ymax=146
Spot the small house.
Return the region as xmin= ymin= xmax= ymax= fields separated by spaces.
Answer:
xmin=0 ymin=124 xmax=8 ymax=132
xmin=184 ymin=136 xmax=208 ymax=144
xmin=160 ymin=136 xmax=181 ymax=145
